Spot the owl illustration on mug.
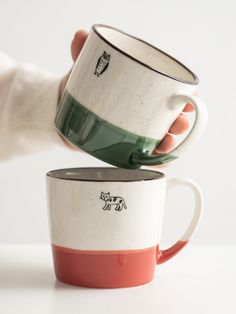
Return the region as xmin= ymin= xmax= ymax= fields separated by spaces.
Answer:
xmin=94 ymin=51 xmax=111 ymax=77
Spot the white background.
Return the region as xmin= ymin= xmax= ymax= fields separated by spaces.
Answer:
xmin=0 ymin=0 xmax=235 ymax=246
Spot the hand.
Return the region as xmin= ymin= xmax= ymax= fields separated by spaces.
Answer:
xmin=60 ymin=30 xmax=195 ymax=160
xmin=59 ymin=30 xmax=88 ymax=150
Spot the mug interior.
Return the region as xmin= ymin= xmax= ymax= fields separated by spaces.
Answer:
xmin=93 ymin=24 xmax=198 ymax=84
xmin=47 ymin=167 xmax=164 ymax=182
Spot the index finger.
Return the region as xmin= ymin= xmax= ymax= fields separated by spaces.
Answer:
xmin=183 ymin=103 xmax=195 ymax=112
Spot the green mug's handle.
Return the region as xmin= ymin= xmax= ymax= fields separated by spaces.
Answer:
xmin=132 ymin=93 xmax=208 ymax=166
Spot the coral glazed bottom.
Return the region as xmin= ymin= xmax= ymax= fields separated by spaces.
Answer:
xmin=52 ymin=244 xmax=158 ymax=288
xmin=52 ymin=242 xmax=187 ymax=288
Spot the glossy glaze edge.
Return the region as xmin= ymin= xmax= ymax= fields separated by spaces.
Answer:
xmin=55 ymin=90 xmax=167 ymax=169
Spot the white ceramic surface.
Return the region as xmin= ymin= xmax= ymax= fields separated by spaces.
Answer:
xmin=46 ymin=168 xmax=202 ymax=251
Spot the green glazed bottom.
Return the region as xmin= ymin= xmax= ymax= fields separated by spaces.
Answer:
xmin=55 ymin=91 xmax=175 ymax=169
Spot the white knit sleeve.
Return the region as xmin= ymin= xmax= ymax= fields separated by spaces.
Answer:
xmin=0 ymin=51 xmax=64 ymax=160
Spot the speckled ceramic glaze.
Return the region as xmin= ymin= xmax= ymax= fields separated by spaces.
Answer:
xmin=55 ymin=24 xmax=208 ymax=169
xmin=46 ymin=168 xmax=203 ymax=288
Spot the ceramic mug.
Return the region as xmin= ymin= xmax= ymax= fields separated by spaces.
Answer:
xmin=46 ymin=167 xmax=202 ymax=288
xmin=55 ymin=24 xmax=208 ymax=169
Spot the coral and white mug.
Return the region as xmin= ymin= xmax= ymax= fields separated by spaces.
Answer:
xmin=46 ymin=168 xmax=203 ymax=288
xmin=55 ymin=24 xmax=208 ymax=169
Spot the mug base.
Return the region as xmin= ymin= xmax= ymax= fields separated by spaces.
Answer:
xmin=51 ymin=244 xmax=157 ymax=288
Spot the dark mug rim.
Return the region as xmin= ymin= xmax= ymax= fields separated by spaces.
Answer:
xmin=47 ymin=167 xmax=165 ymax=182
xmin=92 ymin=24 xmax=199 ymax=85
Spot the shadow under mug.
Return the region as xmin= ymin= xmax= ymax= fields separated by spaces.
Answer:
xmin=46 ymin=168 xmax=202 ymax=288
xmin=55 ymin=24 xmax=208 ymax=169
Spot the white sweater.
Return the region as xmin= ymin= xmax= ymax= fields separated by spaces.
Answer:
xmin=0 ymin=51 xmax=64 ymax=160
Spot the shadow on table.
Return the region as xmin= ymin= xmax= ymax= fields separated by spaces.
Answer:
xmin=0 ymin=262 xmax=55 ymax=290
xmin=0 ymin=260 xmax=140 ymax=291
xmin=0 ymin=263 xmax=94 ymax=291
xmin=53 ymin=280 xmax=99 ymax=290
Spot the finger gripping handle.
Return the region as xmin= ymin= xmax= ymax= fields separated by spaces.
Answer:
xmin=132 ymin=94 xmax=208 ymax=166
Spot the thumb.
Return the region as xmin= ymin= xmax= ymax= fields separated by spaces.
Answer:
xmin=59 ymin=30 xmax=88 ymax=100
xmin=71 ymin=30 xmax=88 ymax=62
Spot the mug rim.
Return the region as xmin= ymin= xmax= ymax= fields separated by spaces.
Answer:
xmin=92 ymin=24 xmax=199 ymax=86
xmin=47 ymin=167 xmax=165 ymax=182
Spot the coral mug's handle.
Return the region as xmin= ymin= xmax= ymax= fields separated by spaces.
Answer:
xmin=132 ymin=93 xmax=208 ymax=166
xmin=157 ymin=178 xmax=203 ymax=264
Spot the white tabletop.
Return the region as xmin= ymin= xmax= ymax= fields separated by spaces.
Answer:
xmin=0 ymin=244 xmax=235 ymax=314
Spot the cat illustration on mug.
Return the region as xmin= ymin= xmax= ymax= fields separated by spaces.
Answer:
xmin=94 ymin=51 xmax=110 ymax=77
xmin=100 ymin=192 xmax=127 ymax=211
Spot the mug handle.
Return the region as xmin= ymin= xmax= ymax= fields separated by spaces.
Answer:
xmin=157 ymin=177 xmax=203 ymax=264
xmin=132 ymin=93 xmax=208 ymax=166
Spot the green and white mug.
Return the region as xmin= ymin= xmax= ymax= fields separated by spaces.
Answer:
xmin=55 ymin=24 xmax=208 ymax=169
